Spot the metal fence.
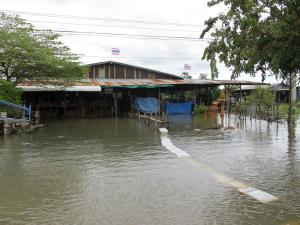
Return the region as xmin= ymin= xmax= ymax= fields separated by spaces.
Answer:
xmin=0 ymin=100 xmax=31 ymax=121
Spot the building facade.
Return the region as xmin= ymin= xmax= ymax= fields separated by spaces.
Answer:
xmin=19 ymin=61 xmax=259 ymax=120
xmin=85 ymin=61 xmax=182 ymax=80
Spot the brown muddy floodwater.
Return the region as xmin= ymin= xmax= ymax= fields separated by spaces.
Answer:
xmin=0 ymin=115 xmax=299 ymax=225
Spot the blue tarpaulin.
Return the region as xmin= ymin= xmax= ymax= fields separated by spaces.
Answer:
xmin=166 ymin=101 xmax=193 ymax=114
xmin=134 ymin=97 xmax=159 ymax=113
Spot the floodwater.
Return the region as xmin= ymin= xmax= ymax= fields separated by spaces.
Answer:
xmin=0 ymin=115 xmax=299 ymax=225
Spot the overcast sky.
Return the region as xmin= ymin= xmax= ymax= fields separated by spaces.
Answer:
xmin=1 ymin=0 xmax=278 ymax=82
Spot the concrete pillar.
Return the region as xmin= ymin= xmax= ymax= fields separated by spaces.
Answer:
xmin=0 ymin=121 xmax=13 ymax=135
xmin=34 ymin=111 xmax=40 ymax=125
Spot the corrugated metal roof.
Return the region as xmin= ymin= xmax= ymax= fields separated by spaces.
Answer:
xmin=18 ymin=79 xmax=260 ymax=91
xmin=232 ymin=83 xmax=289 ymax=92
xmin=18 ymin=84 xmax=102 ymax=92
xmin=91 ymin=79 xmax=260 ymax=87
xmin=271 ymin=84 xmax=289 ymax=91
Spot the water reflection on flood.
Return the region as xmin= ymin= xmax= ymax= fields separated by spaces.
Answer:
xmin=0 ymin=115 xmax=299 ymax=225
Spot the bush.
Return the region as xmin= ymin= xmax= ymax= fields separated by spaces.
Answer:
xmin=278 ymin=103 xmax=300 ymax=116
xmin=250 ymin=86 xmax=274 ymax=108
xmin=194 ymin=104 xmax=208 ymax=114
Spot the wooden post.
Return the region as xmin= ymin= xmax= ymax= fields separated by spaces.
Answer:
xmin=158 ymin=87 xmax=161 ymax=116
xmin=108 ymin=64 xmax=111 ymax=78
xmin=114 ymin=64 xmax=116 ymax=79
xmin=115 ymin=89 xmax=118 ymax=117
xmin=33 ymin=111 xmax=40 ymax=125
xmin=63 ymin=94 xmax=67 ymax=117
xmin=130 ymin=94 xmax=134 ymax=117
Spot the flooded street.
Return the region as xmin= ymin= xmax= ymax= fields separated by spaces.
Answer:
xmin=0 ymin=115 xmax=300 ymax=225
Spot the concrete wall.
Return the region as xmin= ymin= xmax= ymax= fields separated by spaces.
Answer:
xmin=0 ymin=119 xmax=30 ymax=135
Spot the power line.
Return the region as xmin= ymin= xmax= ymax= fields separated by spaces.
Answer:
xmin=82 ymin=56 xmax=203 ymax=60
xmin=78 ymin=50 xmax=203 ymax=56
xmin=76 ymin=50 xmax=203 ymax=56
xmin=0 ymin=9 xmax=204 ymax=28
xmin=39 ymin=29 xmax=212 ymax=42
xmin=108 ymin=50 xmax=202 ymax=55
xmin=27 ymin=19 xmax=202 ymax=33
xmin=1 ymin=25 xmax=211 ymax=42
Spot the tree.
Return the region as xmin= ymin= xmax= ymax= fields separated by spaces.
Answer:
xmin=200 ymin=0 xmax=300 ymax=123
xmin=0 ymin=79 xmax=22 ymax=103
xmin=0 ymin=13 xmax=86 ymax=84
xmin=181 ymin=72 xmax=192 ymax=79
xmin=199 ymin=73 xmax=208 ymax=80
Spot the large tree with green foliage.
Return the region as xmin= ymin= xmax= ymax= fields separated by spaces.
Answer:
xmin=0 ymin=79 xmax=22 ymax=103
xmin=0 ymin=13 xmax=85 ymax=84
xmin=200 ymin=0 xmax=300 ymax=122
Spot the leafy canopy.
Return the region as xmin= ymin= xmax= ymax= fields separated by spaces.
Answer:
xmin=200 ymin=0 xmax=300 ymax=81
xmin=0 ymin=79 xmax=22 ymax=103
xmin=181 ymin=72 xmax=192 ymax=79
xmin=0 ymin=13 xmax=86 ymax=84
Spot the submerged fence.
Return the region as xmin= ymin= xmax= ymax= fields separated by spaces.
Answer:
xmin=233 ymin=102 xmax=285 ymax=121
xmin=0 ymin=100 xmax=31 ymax=121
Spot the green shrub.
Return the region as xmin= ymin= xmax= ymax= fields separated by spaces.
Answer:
xmin=0 ymin=79 xmax=22 ymax=104
xmin=194 ymin=104 xmax=207 ymax=114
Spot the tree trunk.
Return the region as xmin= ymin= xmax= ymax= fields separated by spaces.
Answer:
xmin=287 ymin=73 xmax=296 ymax=124
xmin=288 ymin=74 xmax=292 ymax=124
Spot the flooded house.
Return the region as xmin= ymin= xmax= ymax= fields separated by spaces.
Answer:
xmin=19 ymin=61 xmax=258 ymax=120
xmin=231 ymin=84 xmax=298 ymax=103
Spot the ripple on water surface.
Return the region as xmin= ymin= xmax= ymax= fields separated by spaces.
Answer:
xmin=0 ymin=117 xmax=299 ymax=225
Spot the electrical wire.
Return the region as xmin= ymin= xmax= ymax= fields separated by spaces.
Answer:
xmin=82 ymin=56 xmax=203 ymax=60
xmin=27 ymin=19 xmax=202 ymax=33
xmin=0 ymin=9 xmax=204 ymax=28
xmin=36 ymin=29 xmax=212 ymax=41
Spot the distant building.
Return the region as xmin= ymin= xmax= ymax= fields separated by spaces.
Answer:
xmin=231 ymin=84 xmax=290 ymax=103
xmin=18 ymin=61 xmax=259 ymax=120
